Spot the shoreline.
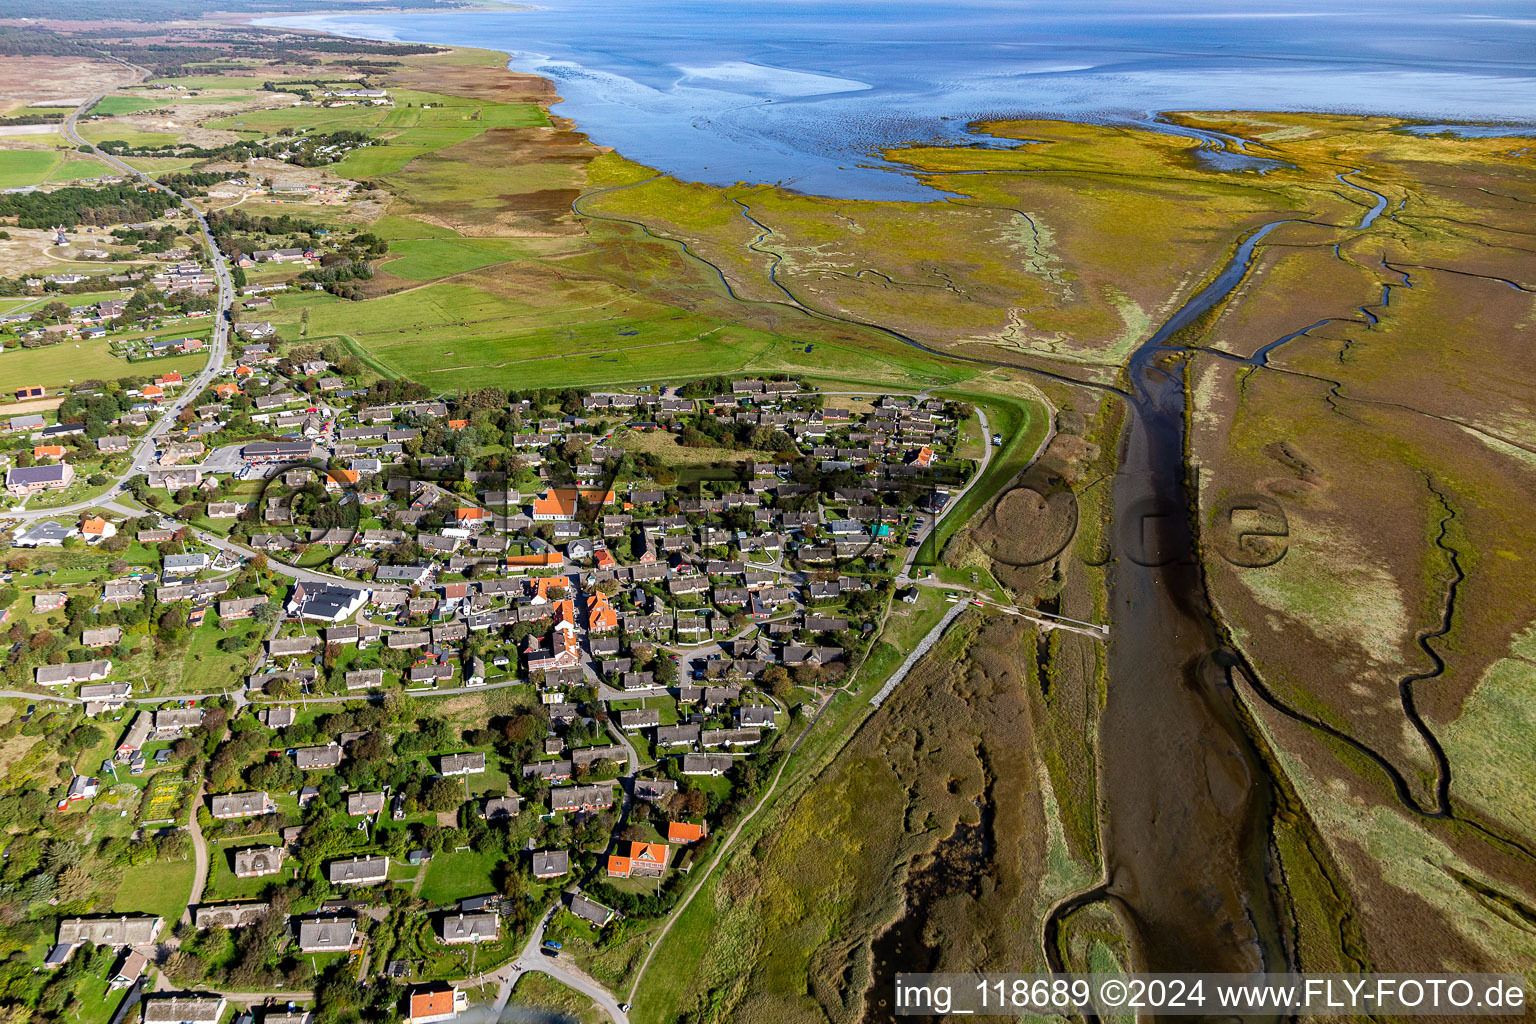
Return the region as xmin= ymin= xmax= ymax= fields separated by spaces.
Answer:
xmin=245 ymin=8 xmax=1536 ymax=202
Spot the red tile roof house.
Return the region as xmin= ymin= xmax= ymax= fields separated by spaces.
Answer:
xmin=586 ymin=592 xmax=619 ymax=632
xmin=668 ymin=821 xmax=708 ymax=844
xmin=530 ymin=487 xmax=615 ymax=521
xmin=451 ymin=507 xmax=489 ymax=527
xmin=406 ymin=984 xmax=466 ymax=1024
xmin=608 ymin=840 xmax=668 ymax=879
xmin=80 ymin=517 xmax=117 ymax=542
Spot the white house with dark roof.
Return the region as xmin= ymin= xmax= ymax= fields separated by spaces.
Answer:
xmin=234 ymin=847 xmax=284 ymax=878
xmin=57 ymin=915 xmax=162 ymax=948
xmin=297 ymin=916 xmax=356 ymax=952
xmin=439 ymin=912 xmax=499 ymax=945
xmin=568 ymin=894 xmax=614 ymax=927
xmin=295 ymin=743 xmax=342 ymax=770
xmin=13 ymin=520 xmax=77 ymax=547
xmin=36 ymin=660 xmax=111 ymax=687
xmin=532 ymin=850 xmax=569 ymax=878
xmin=438 ymin=752 xmax=485 ymax=777
xmin=328 ymin=855 xmax=389 ymax=885
xmin=142 ymin=995 xmax=226 ymax=1024
xmin=210 ymin=791 xmax=274 ymax=819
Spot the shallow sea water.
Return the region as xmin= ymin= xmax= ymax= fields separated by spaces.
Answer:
xmin=263 ymin=0 xmax=1536 ymax=199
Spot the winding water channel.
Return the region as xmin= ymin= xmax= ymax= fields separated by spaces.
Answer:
xmin=1074 ymin=175 xmax=1388 ymax=981
xmin=576 ymin=166 xmax=1437 ymax=996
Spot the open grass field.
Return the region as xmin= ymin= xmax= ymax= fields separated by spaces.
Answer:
xmin=89 ymin=95 xmax=170 ymax=117
xmin=179 ymin=615 xmax=265 ymax=693
xmin=114 ymin=854 xmax=197 ymax=922
xmin=417 ymin=848 xmax=500 ymax=905
xmin=0 ymin=339 xmax=207 ymax=389
xmin=75 ymin=123 xmax=183 ymax=149
xmin=378 ymin=236 xmax=541 ymax=280
xmin=146 ymin=75 xmax=278 ymax=91
xmin=0 ymin=149 xmax=63 ymax=189
xmin=43 ymin=158 xmax=105 ymax=184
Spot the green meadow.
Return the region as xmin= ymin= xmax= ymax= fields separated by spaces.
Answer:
xmin=0 ymin=150 xmax=64 ymax=189
xmin=379 ymin=237 xmax=543 ymax=281
xmin=1 ymin=340 xmax=208 ymax=390
xmin=89 ymin=95 xmax=171 ymax=117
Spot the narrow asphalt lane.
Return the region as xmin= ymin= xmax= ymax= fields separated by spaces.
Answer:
xmin=14 ymin=62 xmax=237 ymax=525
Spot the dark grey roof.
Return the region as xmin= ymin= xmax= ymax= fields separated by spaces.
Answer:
xmin=6 ymin=464 xmax=69 ymax=486
xmin=297 ymin=916 xmax=356 ymax=951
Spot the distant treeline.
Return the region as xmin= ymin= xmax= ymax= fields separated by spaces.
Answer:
xmin=0 ymin=27 xmax=91 ymax=57
xmin=94 ymin=130 xmax=370 ymax=166
xmin=93 ymin=138 xmax=260 ymax=161
xmin=0 ymin=0 xmax=467 ymax=23
xmin=0 ymin=184 xmax=181 ymax=229
xmin=0 ymin=21 xmax=441 ymax=75
xmin=0 ymin=113 xmax=62 ymax=127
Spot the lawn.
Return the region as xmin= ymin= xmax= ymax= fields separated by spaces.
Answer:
xmin=147 ymin=75 xmax=279 ymax=90
xmin=0 ymin=337 xmax=207 ymax=389
xmin=370 ymin=213 xmax=460 ymax=241
xmin=417 ymin=848 xmax=501 ymax=906
xmin=211 ymin=105 xmax=388 ymax=134
xmin=62 ymin=974 xmax=129 ymax=1024
xmin=77 ymin=123 xmax=183 ymax=149
xmin=330 ymin=141 xmax=445 ymax=178
xmin=114 ymin=854 xmax=196 ymax=922
xmin=47 ymin=156 xmax=112 ymax=183
xmin=203 ymin=836 xmax=295 ymax=902
xmin=179 ymin=617 xmax=265 ymax=694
